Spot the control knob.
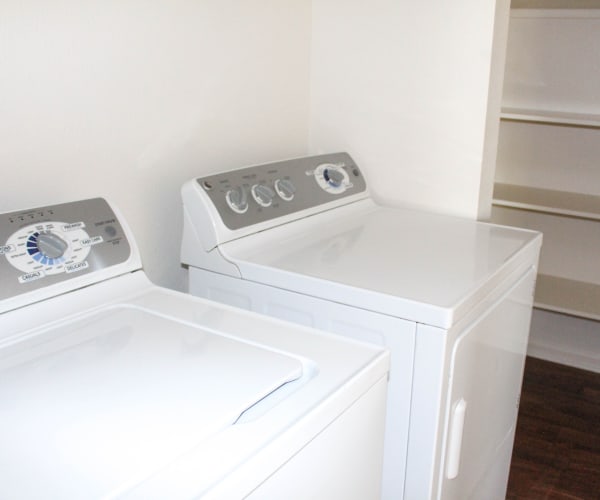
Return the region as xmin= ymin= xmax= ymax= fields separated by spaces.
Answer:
xmin=37 ymin=232 xmax=68 ymax=259
xmin=323 ymin=167 xmax=345 ymax=188
xmin=251 ymin=184 xmax=276 ymax=207
xmin=314 ymin=163 xmax=351 ymax=194
xmin=225 ymin=186 xmax=249 ymax=214
xmin=274 ymin=179 xmax=296 ymax=201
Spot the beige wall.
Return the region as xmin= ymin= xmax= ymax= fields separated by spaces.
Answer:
xmin=0 ymin=1 xmax=312 ymax=291
xmin=309 ymin=0 xmax=509 ymax=218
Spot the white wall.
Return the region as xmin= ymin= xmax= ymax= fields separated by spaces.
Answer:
xmin=0 ymin=1 xmax=311 ymax=291
xmin=309 ymin=0 xmax=510 ymax=219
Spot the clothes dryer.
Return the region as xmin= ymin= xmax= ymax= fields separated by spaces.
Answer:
xmin=0 ymin=197 xmax=389 ymax=500
xmin=181 ymin=153 xmax=543 ymax=500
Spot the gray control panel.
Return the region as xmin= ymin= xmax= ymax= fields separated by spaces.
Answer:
xmin=0 ymin=198 xmax=131 ymax=302
xmin=196 ymin=152 xmax=367 ymax=230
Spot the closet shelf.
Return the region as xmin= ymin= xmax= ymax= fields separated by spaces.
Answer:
xmin=535 ymin=274 xmax=600 ymax=322
xmin=492 ymin=183 xmax=600 ymax=221
xmin=501 ymin=107 xmax=600 ymax=128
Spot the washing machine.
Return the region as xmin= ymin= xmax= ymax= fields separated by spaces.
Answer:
xmin=0 ymin=197 xmax=390 ymax=500
xmin=180 ymin=152 xmax=543 ymax=500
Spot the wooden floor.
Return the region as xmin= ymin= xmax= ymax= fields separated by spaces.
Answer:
xmin=506 ymin=356 xmax=600 ymax=500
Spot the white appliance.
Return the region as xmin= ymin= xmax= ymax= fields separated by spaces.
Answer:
xmin=181 ymin=153 xmax=543 ymax=500
xmin=0 ymin=197 xmax=390 ymax=500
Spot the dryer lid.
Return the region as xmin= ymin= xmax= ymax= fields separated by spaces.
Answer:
xmin=221 ymin=205 xmax=541 ymax=328
xmin=0 ymin=306 xmax=303 ymax=498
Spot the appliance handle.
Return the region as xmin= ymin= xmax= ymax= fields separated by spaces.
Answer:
xmin=446 ymin=397 xmax=467 ymax=479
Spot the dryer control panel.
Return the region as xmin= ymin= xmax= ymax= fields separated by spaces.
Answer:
xmin=0 ymin=198 xmax=134 ymax=306
xmin=194 ymin=152 xmax=367 ymax=230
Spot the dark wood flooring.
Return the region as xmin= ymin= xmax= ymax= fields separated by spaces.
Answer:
xmin=506 ymin=356 xmax=600 ymax=500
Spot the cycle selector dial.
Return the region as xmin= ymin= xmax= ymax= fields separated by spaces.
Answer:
xmin=251 ymin=184 xmax=276 ymax=207
xmin=36 ymin=232 xmax=68 ymax=259
xmin=274 ymin=179 xmax=296 ymax=201
xmin=225 ymin=186 xmax=249 ymax=214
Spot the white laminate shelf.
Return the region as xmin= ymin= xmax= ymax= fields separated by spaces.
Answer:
xmin=535 ymin=274 xmax=600 ymax=322
xmin=501 ymin=107 xmax=600 ymax=128
xmin=493 ymin=183 xmax=600 ymax=221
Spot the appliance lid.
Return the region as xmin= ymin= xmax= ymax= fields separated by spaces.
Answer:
xmin=0 ymin=305 xmax=303 ymax=498
xmin=221 ymin=205 xmax=542 ymax=328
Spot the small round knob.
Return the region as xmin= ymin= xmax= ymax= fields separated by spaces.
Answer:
xmin=323 ymin=168 xmax=345 ymax=188
xmin=251 ymin=184 xmax=276 ymax=207
xmin=225 ymin=186 xmax=248 ymax=214
xmin=274 ymin=179 xmax=296 ymax=201
xmin=37 ymin=232 xmax=68 ymax=259
xmin=313 ymin=163 xmax=350 ymax=194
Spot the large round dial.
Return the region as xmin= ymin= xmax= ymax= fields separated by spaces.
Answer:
xmin=37 ymin=232 xmax=68 ymax=259
xmin=274 ymin=178 xmax=296 ymax=201
xmin=314 ymin=163 xmax=351 ymax=194
xmin=225 ymin=186 xmax=249 ymax=213
xmin=251 ymin=184 xmax=276 ymax=207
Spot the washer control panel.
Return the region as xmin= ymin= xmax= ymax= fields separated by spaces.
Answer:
xmin=0 ymin=198 xmax=131 ymax=302
xmin=195 ymin=152 xmax=367 ymax=230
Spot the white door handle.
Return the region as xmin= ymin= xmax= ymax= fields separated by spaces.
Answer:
xmin=446 ymin=398 xmax=467 ymax=479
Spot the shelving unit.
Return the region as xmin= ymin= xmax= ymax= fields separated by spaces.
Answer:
xmin=492 ymin=108 xmax=600 ymax=321
xmin=491 ymin=7 xmax=600 ymax=370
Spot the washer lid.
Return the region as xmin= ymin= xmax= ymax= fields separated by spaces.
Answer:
xmin=0 ymin=306 xmax=303 ymax=499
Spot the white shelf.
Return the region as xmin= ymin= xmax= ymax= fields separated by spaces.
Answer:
xmin=501 ymin=107 xmax=600 ymax=127
xmin=535 ymin=274 xmax=600 ymax=322
xmin=492 ymin=183 xmax=600 ymax=221
xmin=510 ymin=5 xmax=600 ymax=15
